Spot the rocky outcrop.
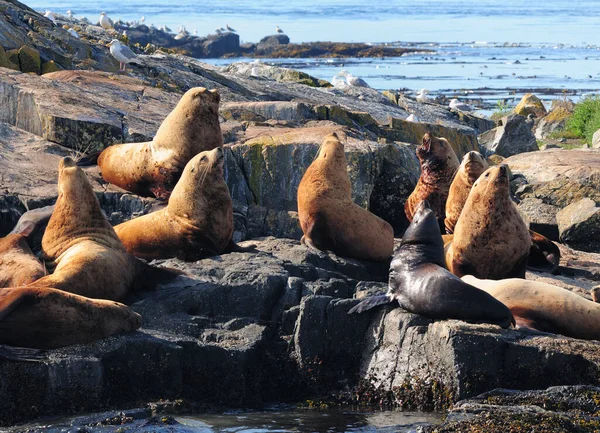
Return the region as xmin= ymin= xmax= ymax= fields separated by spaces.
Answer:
xmin=256 ymin=34 xmax=290 ymax=52
xmin=535 ymin=106 xmax=572 ymax=139
xmin=517 ymin=197 xmax=560 ymax=240
xmin=506 ymin=149 xmax=600 ymax=209
xmin=557 ymin=198 xmax=600 ymax=252
xmin=478 ymin=113 xmax=538 ymax=157
xmin=514 ymin=93 xmax=547 ymax=118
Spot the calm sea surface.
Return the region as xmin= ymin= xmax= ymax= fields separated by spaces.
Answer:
xmin=24 ymin=0 xmax=600 ymax=108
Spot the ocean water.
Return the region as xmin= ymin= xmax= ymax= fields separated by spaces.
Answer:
xmin=24 ymin=0 xmax=600 ymax=108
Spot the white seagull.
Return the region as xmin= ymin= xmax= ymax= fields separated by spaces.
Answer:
xmin=276 ymin=25 xmax=284 ymax=34
xmin=44 ymin=10 xmax=56 ymax=24
xmin=416 ymin=89 xmax=429 ymax=103
xmin=99 ymin=12 xmax=113 ymax=30
xmin=226 ymin=24 xmax=236 ymax=32
xmin=140 ymin=16 xmax=146 ymax=23
xmin=449 ymin=98 xmax=473 ymax=112
xmin=108 ymin=39 xmax=137 ymax=72
xmin=338 ymin=70 xmax=370 ymax=88
xmin=66 ymin=10 xmax=73 ymax=19
xmin=67 ymin=28 xmax=79 ymax=38
xmin=193 ymin=28 xmax=198 ymax=35
xmin=406 ymin=114 xmax=420 ymax=122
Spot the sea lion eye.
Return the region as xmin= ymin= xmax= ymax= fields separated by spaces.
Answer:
xmin=201 ymin=156 xmax=208 ymax=162
xmin=485 ymin=173 xmax=490 ymax=177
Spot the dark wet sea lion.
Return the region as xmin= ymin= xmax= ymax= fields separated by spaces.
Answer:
xmin=446 ymin=165 xmax=531 ymax=280
xmin=297 ymin=132 xmax=394 ymax=262
xmin=444 ymin=150 xmax=488 ymax=234
xmin=463 ymin=275 xmax=600 ymax=340
xmin=98 ymin=87 xmax=223 ymax=200
xmin=0 ymin=286 xmax=141 ymax=349
xmin=349 ymin=200 xmax=514 ymax=329
xmin=115 ymin=148 xmax=253 ymax=261
xmin=405 ymin=132 xmax=460 ymax=232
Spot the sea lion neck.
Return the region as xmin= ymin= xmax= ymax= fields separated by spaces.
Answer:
xmin=400 ymin=210 xmax=445 ymax=267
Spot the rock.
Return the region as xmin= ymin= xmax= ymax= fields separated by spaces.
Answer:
xmin=479 ymin=113 xmax=539 ymax=157
xmin=223 ymin=62 xmax=329 ymax=87
xmin=424 ymin=386 xmax=600 ymax=432
xmin=557 ymin=198 xmax=600 ymax=252
xmin=514 ymin=93 xmax=547 ymax=118
xmin=0 ymin=45 xmax=18 ymax=70
xmin=221 ymin=101 xmax=316 ymax=123
xmin=257 ymin=34 xmax=290 ymax=52
xmin=517 ymin=197 xmax=560 ymax=240
xmin=17 ymin=45 xmax=41 ymax=74
xmin=506 ymin=149 xmax=600 ymax=208
xmin=452 ymin=110 xmax=496 ymax=135
xmin=593 ymin=128 xmax=600 ymax=149
xmin=40 ymin=59 xmax=59 ymax=74
xmin=535 ymin=106 xmax=572 ymax=139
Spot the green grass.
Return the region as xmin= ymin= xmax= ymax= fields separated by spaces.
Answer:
xmin=491 ymin=100 xmax=512 ymax=121
xmin=564 ymin=95 xmax=600 ymax=144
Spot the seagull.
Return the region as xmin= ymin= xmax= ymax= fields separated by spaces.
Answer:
xmin=44 ymin=11 xmax=56 ymax=24
xmin=193 ymin=28 xmax=198 ymax=35
xmin=99 ymin=12 xmax=113 ymax=30
xmin=276 ymin=25 xmax=284 ymax=34
xmin=338 ymin=70 xmax=370 ymax=88
xmin=251 ymin=66 xmax=261 ymax=77
xmin=67 ymin=28 xmax=79 ymax=38
xmin=108 ymin=39 xmax=137 ymax=72
xmin=66 ymin=10 xmax=73 ymax=19
xmin=416 ymin=89 xmax=429 ymax=103
xmin=331 ymin=74 xmax=348 ymax=89
xmin=449 ymin=98 xmax=473 ymax=112
xmin=165 ymin=25 xmax=172 ymax=32
xmin=226 ymin=24 xmax=236 ymax=32
xmin=174 ymin=32 xmax=187 ymax=40
xmin=406 ymin=114 xmax=420 ymax=122
xmin=140 ymin=16 xmax=146 ymax=23
xmin=215 ymin=28 xmax=222 ymax=34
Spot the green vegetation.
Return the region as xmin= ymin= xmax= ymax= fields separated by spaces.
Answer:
xmin=491 ymin=100 xmax=512 ymax=121
xmin=564 ymin=95 xmax=600 ymax=144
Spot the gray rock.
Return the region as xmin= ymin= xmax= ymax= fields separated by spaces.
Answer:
xmin=479 ymin=113 xmax=539 ymax=157
xmin=257 ymin=34 xmax=290 ymax=51
xmin=557 ymin=198 xmax=600 ymax=252
xmin=517 ymin=197 xmax=560 ymax=240
xmin=593 ymin=128 xmax=600 ymax=149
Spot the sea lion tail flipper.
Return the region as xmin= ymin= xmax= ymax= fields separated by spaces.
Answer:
xmin=0 ymin=345 xmax=44 ymax=362
xmin=348 ymin=295 xmax=391 ymax=314
xmin=526 ymin=230 xmax=561 ymax=274
xmin=10 ymin=205 xmax=55 ymax=236
xmin=223 ymin=239 xmax=256 ymax=254
xmin=75 ymin=151 xmax=102 ymax=166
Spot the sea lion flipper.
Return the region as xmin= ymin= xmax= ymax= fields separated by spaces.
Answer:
xmin=223 ymin=239 xmax=256 ymax=254
xmin=507 ymin=253 xmax=529 ymax=279
xmin=10 ymin=205 xmax=55 ymax=237
xmin=348 ymin=295 xmax=391 ymax=314
xmin=526 ymin=230 xmax=561 ymax=274
xmin=0 ymin=344 xmax=44 ymax=362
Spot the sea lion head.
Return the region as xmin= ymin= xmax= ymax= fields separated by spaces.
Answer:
xmin=316 ymin=132 xmax=345 ymax=164
xmin=180 ymin=87 xmax=220 ymax=111
xmin=402 ymin=200 xmax=442 ymax=246
xmin=190 ymin=147 xmax=225 ymax=180
xmin=470 ymin=164 xmax=510 ymax=200
xmin=417 ymin=133 xmax=460 ymax=175
xmin=57 ymin=157 xmax=95 ymax=202
xmin=460 ymin=151 xmax=488 ymax=184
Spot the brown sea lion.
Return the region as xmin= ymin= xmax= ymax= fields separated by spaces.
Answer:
xmin=297 ymin=133 xmax=394 ymax=262
xmin=405 ymin=132 xmax=460 ymax=231
xmin=446 ymin=165 xmax=531 ymax=279
xmin=27 ymin=157 xmax=153 ymax=301
xmin=0 ymin=287 xmax=141 ymax=349
xmin=97 ymin=87 xmax=222 ymax=200
xmin=350 ymin=200 xmax=514 ymax=329
xmin=0 ymin=233 xmax=45 ymax=288
xmin=463 ymin=275 xmax=600 ymax=340
xmin=592 ymin=286 xmax=600 ymax=303
xmin=444 ymin=150 xmax=488 ymax=234
xmin=114 ymin=148 xmax=253 ymax=260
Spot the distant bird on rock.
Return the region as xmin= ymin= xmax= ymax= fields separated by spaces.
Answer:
xmin=276 ymin=25 xmax=284 ymax=34
xmin=100 ymin=12 xmax=113 ymax=30
xmin=406 ymin=113 xmax=420 ymax=122
xmin=108 ymin=39 xmax=138 ymax=72
xmin=416 ymin=89 xmax=430 ymax=103
xmin=66 ymin=10 xmax=73 ymax=19
xmin=215 ymin=28 xmax=222 ymax=35
xmin=140 ymin=16 xmax=146 ymax=23
xmin=193 ymin=28 xmax=198 ymax=35
xmin=338 ymin=70 xmax=370 ymax=88
xmin=67 ymin=28 xmax=79 ymax=38
xmin=44 ymin=10 xmax=56 ymax=24
xmin=226 ymin=24 xmax=236 ymax=32
xmin=449 ymin=98 xmax=473 ymax=112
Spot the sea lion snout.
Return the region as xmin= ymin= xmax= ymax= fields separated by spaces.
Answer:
xmin=59 ymin=157 xmax=77 ymax=171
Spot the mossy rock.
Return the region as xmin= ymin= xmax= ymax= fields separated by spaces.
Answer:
xmin=544 ymin=106 xmax=571 ymax=123
xmin=41 ymin=60 xmax=60 ymax=74
xmin=17 ymin=45 xmax=41 ymax=74
xmin=382 ymin=90 xmax=399 ymax=105
xmin=514 ymin=93 xmax=547 ymax=118
xmin=6 ymin=49 xmax=19 ymax=66
xmin=0 ymin=45 xmax=19 ymax=70
xmin=487 ymin=154 xmax=505 ymax=165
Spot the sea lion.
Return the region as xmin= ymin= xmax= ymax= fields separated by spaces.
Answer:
xmin=349 ymin=200 xmax=514 ymax=328
xmin=0 ymin=233 xmax=45 ymax=288
xmin=114 ymin=148 xmax=253 ymax=260
xmin=463 ymin=275 xmax=600 ymax=340
xmin=444 ymin=150 xmax=488 ymax=234
xmin=297 ymin=133 xmax=394 ymax=262
xmin=405 ymin=132 xmax=460 ymax=231
xmin=97 ymin=87 xmax=222 ymax=200
xmin=446 ymin=165 xmax=531 ymax=280
xmin=27 ymin=157 xmax=150 ymax=301
xmin=592 ymin=286 xmax=600 ymax=303
xmin=0 ymin=287 xmax=141 ymax=349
